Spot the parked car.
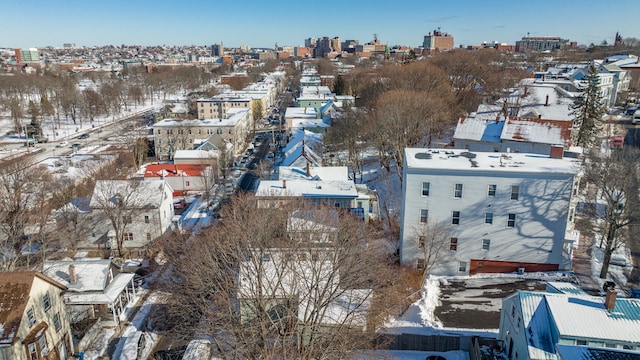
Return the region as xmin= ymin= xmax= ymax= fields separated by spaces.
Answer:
xmin=78 ymin=133 xmax=90 ymax=139
xmin=611 ymin=136 xmax=624 ymax=148
xmin=121 ymin=331 xmax=150 ymax=360
xmin=173 ymin=199 xmax=186 ymax=209
xmin=633 ymin=109 xmax=640 ymax=125
xmin=56 ymin=141 xmax=69 ymax=148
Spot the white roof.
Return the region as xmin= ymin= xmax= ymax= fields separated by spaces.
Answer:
xmin=90 ymin=179 xmax=169 ymax=209
xmin=453 ymin=117 xmax=504 ymax=142
xmin=43 ymin=259 xmax=112 ymax=292
xmin=404 ymin=148 xmax=579 ymax=175
xmin=277 ymin=166 xmax=348 ymax=181
xmin=63 ymin=273 xmax=134 ymax=305
xmin=515 ymin=290 xmax=640 ymax=350
xmin=155 ymin=108 xmax=248 ymax=127
xmin=284 ymin=107 xmax=317 ymax=119
xmin=173 ymin=149 xmax=219 ymax=160
xmin=283 ymin=129 xmax=323 ymax=156
xmin=256 ymin=179 xmax=358 ymax=199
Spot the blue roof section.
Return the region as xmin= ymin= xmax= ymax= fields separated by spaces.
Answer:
xmin=480 ymin=121 xmax=504 ymax=142
xmin=546 ymin=282 xmax=588 ymax=295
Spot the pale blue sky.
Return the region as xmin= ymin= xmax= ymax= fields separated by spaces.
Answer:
xmin=1 ymin=0 xmax=638 ymax=49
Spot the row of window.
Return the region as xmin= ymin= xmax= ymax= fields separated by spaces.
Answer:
xmin=418 ymin=236 xmax=491 ymax=251
xmin=155 ymin=128 xmax=231 ymax=135
xmin=420 ymin=210 xmax=517 ymax=227
xmin=26 ymin=295 xmax=63 ymax=332
xmin=422 ymin=182 xmax=520 ymax=200
xmin=122 ymin=233 xmax=154 ymax=242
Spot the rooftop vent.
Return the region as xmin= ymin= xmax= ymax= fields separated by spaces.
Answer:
xmin=415 ymin=153 xmax=432 ymax=160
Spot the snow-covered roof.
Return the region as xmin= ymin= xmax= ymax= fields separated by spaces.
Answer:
xmin=453 ymin=117 xmax=504 ymax=143
xmin=154 ymin=108 xmax=248 ymax=127
xmin=512 ymin=289 xmax=640 ymax=358
xmin=405 ymin=148 xmax=579 ymax=175
xmin=63 ymin=273 xmax=134 ymax=305
xmin=283 ymin=129 xmax=323 ymax=156
xmin=144 ymin=164 xmax=206 ymax=178
xmin=256 ymin=179 xmax=358 ymax=199
xmin=43 ymin=259 xmax=113 ymax=292
xmin=501 ymin=118 xmax=572 ymax=146
xmin=282 ymin=144 xmax=322 ymax=168
xmin=173 ymin=149 xmax=219 ymax=161
xmin=284 ymin=107 xmax=317 ymax=119
xmin=90 ymin=179 xmax=170 ymax=210
xmin=277 ymin=166 xmax=348 ymax=181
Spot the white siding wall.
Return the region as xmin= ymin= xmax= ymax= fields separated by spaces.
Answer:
xmin=400 ymin=167 xmax=575 ymax=276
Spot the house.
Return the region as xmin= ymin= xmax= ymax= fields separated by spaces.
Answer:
xmin=0 ymin=271 xmax=73 ymax=360
xmin=143 ymin=163 xmax=212 ymax=195
xmin=42 ymin=259 xmax=138 ymax=326
xmin=152 ymin=107 xmax=251 ymax=159
xmin=256 ymin=165 xmax=378 ymax=222
xmin=453 ymin=82 xmax=577 ymax=156
xmin=499 ymin=282 xmax=640 ymax=359
xmin=238 ymin=210 xmax=371 ymax=332
xmin=90 ymin=179 xmax=174 ymax=253
xmin=399 ymin=148 xmax=580 ymax=276
xmin=283 ymin=107 xmax=319 ymax=135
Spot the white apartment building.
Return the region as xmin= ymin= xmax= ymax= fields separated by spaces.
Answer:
xmin=399 ymin=148 xmax=580 ymax=276
xmin=153 ymin=108 xmax=250 ymax=159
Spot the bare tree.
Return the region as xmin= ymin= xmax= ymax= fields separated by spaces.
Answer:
xmin=154 ymin=195 xmax=396 ymax=359
xmin=412 ymin=221 xmax=451 ymax=277
xmin=584 ymin=147 xmax=640 ymax=279
xmin=90 ymin=180 xmax=144 ymax=257
xmin=49 ymin=178 xmax=90 ymax=253
xmin=0 ymin=157 xmax=44 ymax=270
xmin=325 ymin=109 xmax=366 ymax=182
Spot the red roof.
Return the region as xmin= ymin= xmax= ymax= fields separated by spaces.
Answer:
xmin=144 ymin=164 xmax=206 ymax=178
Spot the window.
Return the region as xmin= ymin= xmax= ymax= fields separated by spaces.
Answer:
xmin=576 ymin=339 xmax=588 ymax=346
xmin=511 ymin=185 xmax=520 ymax=200
xmin=458 ymin=261 xmax=467 ymax=272
xmin=28 ymin=343 xmax=37 ymax=360
xmin=488 ymin=184 xmax=496 ymax=197
xmin=146 ymin=233 xmax=151 ymax=241
xmin=38 ymin=336 xmax=47 ymax=354
xmin=452 ymin=211 xmax=460 ymax=225
xmin=123 ymin=215 xmax=131 ymax=224
xmin=53 ymin=312 xmax=61 ymax=332
xmin=484 ymin=212 xmax=493 ymax=224
xmin=450 ymin=238 xmax=458 ymax=251
xmin=454 ymin=183 xmax=463 ymax=198
xmin=482 ymin=239 xmax=491 ymax=251
xmin=420 ymin=209 xmax=428 ymax=223
xmin=124 ymin=233 xmax=134 ymax=241
xmin=27 ymin=307 xmax=36 ymax=327
xmin=144 ymin=215 xmax=149 ymax=224
xmin=418 ymin=236 xmax=426 ymax=248
xmin=421 ymin=182 xmax=430 ymax=196
xmin=417 ymin=258 xmax=425 ymax=269
xmin=42 ymin=292 xmax=51 ymax=311
xmin=507 ymin=213 xmax=516 ymax=228
xmin=216 ymin=129 xmax=223 ymax=134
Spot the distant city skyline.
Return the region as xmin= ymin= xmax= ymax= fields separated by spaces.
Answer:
xmin=2 ymin=0 xmax=638 ymax=49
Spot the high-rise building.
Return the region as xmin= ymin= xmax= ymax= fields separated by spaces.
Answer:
xmin=305 ymin=37 xmax=316 ymax=48
xmin=330 ymin=37 xmax=341 ymax=53
xmin=212 ymin=43 xmax=224 ymax=57
xmin=422 ymin=29 xmax=454 ymax=53
xmin=14 ymin=48 xmax=40 ymax=63
xmin=515 ymin=36 xmax=576 ymax=52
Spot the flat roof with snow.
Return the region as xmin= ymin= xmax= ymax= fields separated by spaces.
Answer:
xmin=405 ymin=148 xmax=579 ymax=175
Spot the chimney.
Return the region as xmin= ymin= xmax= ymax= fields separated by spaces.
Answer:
xmin=306 ymin=162 xmax=310 ymax=177
xmin=545 ymin=95 xmax=549 ymax=106
xmin=524 ymin=86 xmax=528 ymax=96
xmin=605 ymin=289 xmax=617 ymax=311
xmin=549 ymin=146 xmax=564 ymax=159
xmin=282 ymin=179 xmax=287 ymax=189
xmin=538 ymin=114 xmax=542 ymax=119
xmin=69 ymin=265 xmax=76 ymax=285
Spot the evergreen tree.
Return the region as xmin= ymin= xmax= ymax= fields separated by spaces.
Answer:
xmin=333 ymin=74 xmax=345 ymax=95
xmin=571 ymin=63 xmax=606 ymax=148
